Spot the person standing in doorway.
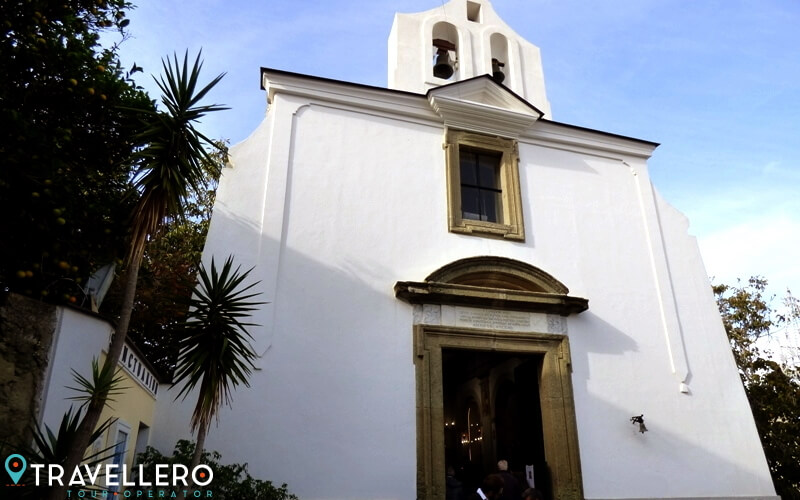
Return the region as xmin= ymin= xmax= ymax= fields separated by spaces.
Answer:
xmin=522 ymin=487 xmax=545 ymax=500
xmin=446 ymin=466 xmax=465 ymax=500
xmin=469 ymin=474 xmax=504 ymax=500
xmin=496 ymin=460 xmax=521 ymax=500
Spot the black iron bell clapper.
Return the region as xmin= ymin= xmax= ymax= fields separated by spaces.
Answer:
xmin=491 ymin=58 xmax=505 ymax=83
xmin=434 ymin=48 xmax=455 ymax=79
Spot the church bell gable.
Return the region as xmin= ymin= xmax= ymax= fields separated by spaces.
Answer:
xmin=388 ymin=0 xmax=552 ymax=117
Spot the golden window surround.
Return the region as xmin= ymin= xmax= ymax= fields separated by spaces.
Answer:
xmin=445 ymin=129 xmax=525 ymax=241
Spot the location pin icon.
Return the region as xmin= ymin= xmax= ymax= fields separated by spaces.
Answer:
xmin=5 ymin=454 xmax=26 ymax=484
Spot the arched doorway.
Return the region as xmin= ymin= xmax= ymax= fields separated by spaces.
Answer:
xmin=395 ymin=256 xmax=588 ymax=500
xmin=441 ymin=349 xmax=550 ymax=496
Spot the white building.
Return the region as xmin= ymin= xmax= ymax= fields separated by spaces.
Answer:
xmin=39 ymin=305 xmax=162 ymax=490
xmin=151 ymin=1 xmax=777 ymax=499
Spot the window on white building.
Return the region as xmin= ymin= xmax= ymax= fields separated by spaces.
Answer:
xmin=445 ymin=130 xmax=525 ymax=241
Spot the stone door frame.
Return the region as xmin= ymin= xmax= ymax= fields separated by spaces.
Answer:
xmin=414 ymin=325 xmax=583 ymax=500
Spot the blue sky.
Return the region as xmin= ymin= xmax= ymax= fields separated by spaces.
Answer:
xmin=114 ymin=0 xmax=799 ymax=308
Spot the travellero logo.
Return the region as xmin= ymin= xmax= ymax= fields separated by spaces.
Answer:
xmin=5 ymin=454 xmax=26 ymax=485
xmin=4 ymin=453 xmax=214 ymax=498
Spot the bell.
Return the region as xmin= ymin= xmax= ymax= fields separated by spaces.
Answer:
xmin=492 ymin=58 xmax=505 ymax=84
xmin=434 ymin=49 xmax=454 ymax=79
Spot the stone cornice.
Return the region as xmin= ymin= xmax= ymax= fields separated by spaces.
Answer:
xmin=262 ymin=68 xmax=438 ymax=124
xmin=394 ymin=281 xmax=589 ymax=316
xmin=427 ymin=76 xmax=542 ymax=138
xmin=525 ymin=119 xmax=659 ymax=159
xmin=260 ymin=68 xmax=658 ymax=159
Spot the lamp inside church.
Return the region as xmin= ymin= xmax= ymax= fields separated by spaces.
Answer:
xmin=491 ymin=58 xmax=506 ymax=83
xmin=432 ymin=38 xmax=457 ymax=79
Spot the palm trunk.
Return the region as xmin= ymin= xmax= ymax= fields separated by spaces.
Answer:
xmin=180 ymin=422 xmax=208 ymax=500
xmin=48 ymin=250 xmax=143 ymax=500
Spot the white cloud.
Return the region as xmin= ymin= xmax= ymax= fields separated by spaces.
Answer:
xmin=699 ymin=213 xmax=800 ymax=299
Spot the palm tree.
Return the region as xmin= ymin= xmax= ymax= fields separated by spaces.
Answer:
xmin=172 ymin=256 xmax=262 ymax=491
xmin=52 ymin=52 xmax=226 ymax=500
xmin=1 ymin=358 xmax=125 ymax=499
xmin=4 ymin=409 xmax=119 ymax=500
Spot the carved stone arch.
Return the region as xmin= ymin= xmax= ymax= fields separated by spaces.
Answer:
xmin=431 ymin=21 xmax=460 ymax=81
xmin=396 ymin=256 xmax=588 ymax=316
xmin=426 ymin=256 xmax=569 ymax=293
xmin=489 ymin=32 xmax=509 ymax=82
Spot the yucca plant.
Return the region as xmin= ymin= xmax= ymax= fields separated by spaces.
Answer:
xmin=172 ymin=256 xmax=263 ymax=483
xmin=3 ymin=358 xmax=126 ymax=499
xmin=0 ymin=409 xmax=118 ymax=500
xmin=53 ymin=52 xmax=227 ymax=500
xmin=31 ymin=408 xmax=118 ymax=469
xmin=66 ymin=357 xmax=128 ymax=409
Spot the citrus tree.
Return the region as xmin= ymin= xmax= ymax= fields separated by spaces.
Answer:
xmin=0 ymin=0 xmax=152 ymax=303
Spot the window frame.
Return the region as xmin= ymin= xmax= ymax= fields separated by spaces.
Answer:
xmin=445 ymin=129 xmax=525 ymax=241
xmin=458 ymin=147 xmax=503 ymax=223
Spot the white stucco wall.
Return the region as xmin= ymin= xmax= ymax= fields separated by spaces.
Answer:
xmin=150 ymin=78 xmax=775 ymax=500
xmin=40 ymin=307 xmax=162 ymax=474
xmin=40 ymin=307 xmax=113 ymax=430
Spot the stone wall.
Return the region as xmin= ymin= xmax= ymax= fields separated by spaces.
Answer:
xmin=0 ymin=293 xmax=57 ymax=449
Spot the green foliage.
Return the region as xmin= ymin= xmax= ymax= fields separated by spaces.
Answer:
xmin=714 ymin=277 xmax=800 ymax=499
xmin=0 ymin=408 xmax=117 ymax=499
xmin=136 ymin=440 xmax=299 ymax=500
xmin=66 ymin=356 xmax=128 ymax=408
xmin=45 ymin=48 xmax=227 ymax=500
xmin=713 ymin=277 xmax=775 ymax=380
xmin=0 ymin=0 xmax=153 ymax=303
xmin=103 ymin=141 xmax=226 ymax=375
xmin=172 ymin=256 xmax=262 ymax=433
xmin=126 ymin=51 xmax=227 ymax=263
xmin=30 ymin=407 xmax=117 ymax=467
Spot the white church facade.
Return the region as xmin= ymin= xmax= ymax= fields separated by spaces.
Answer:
xmin=151 ymin=1 xmax=777 ymax=499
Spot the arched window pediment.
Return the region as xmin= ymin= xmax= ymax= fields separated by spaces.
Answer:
xmin=426 ymin=256 xmax=568 ymax=293
xmin=395 ymin=256 xmax=588 ymax=316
